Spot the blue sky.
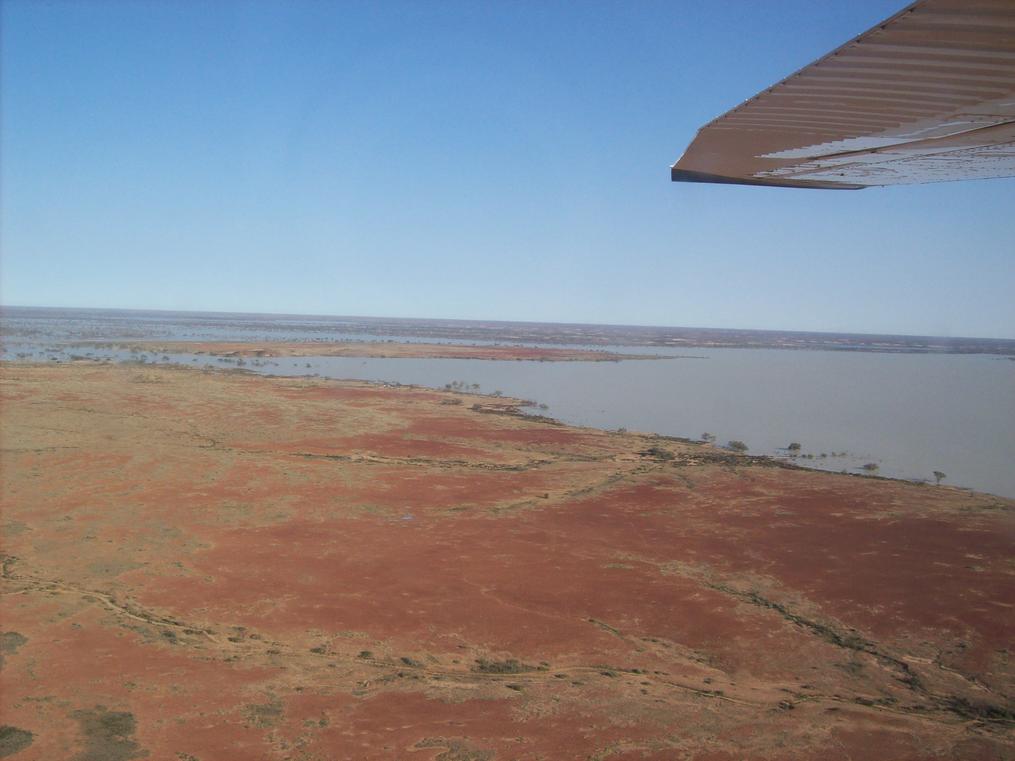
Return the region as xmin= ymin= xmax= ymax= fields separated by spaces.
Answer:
xmin=2 ymin=0 xmax=1013 ymax=338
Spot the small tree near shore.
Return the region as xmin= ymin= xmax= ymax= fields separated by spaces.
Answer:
xmin=728 ymin=440 xmax=748 ymax=453
xmin=933 ymin=470 xmax=947 ymax=485
xmin=787 ymin=442 xmax=802 ymax=452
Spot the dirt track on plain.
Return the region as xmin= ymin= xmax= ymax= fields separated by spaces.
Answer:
xmin=1 ymin=363 xmax=1012 ymax=759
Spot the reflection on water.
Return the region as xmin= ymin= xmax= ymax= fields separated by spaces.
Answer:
xmin=3 ymin=310 xmax=1014 ymax=499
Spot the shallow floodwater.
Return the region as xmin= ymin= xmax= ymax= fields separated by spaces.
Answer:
xmin=3 ymin=308 xmax=1014 ymax=498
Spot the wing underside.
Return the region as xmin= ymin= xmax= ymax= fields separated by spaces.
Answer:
xmin=671 ymin=0 xmax=1015 ymax=189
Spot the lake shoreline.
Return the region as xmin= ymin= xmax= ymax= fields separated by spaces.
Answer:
xmin=4 ymin=356 xmax=1004 ymax=501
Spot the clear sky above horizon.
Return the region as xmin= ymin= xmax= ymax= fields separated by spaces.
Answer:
xmin=2 ymin=0 xmax=1013 ymax=339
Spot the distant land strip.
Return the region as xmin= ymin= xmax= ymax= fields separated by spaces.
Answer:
xmin=89 ymin=340 xmax=669 ymax=362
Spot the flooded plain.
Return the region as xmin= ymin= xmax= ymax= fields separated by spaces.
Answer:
xmin=4 ymin=306 xmax=1014 ymax=498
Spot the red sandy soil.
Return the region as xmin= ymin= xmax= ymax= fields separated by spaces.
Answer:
xmin=1 ymin=362 xmax=1012 ymax=760
xmin=92 ymin=340 xmax=662 ymax=361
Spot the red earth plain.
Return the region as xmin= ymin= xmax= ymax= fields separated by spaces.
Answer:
xmin=1 ymin=362 xmax=1012 ymax=759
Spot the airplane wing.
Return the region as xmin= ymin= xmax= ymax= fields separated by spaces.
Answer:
xmin=670 ymin=0 xmax=1015 ymax=189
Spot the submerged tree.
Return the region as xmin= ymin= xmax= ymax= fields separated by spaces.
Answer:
xmin=787 ymin=442 xmax=802 ymax=452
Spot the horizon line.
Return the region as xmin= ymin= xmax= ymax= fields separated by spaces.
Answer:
xmin=3 ymin=303 xmax=1014 ymax=344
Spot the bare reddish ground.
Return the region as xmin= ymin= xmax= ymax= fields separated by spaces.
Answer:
xmin=238 ymin=433 xmax=504 ymax=462
xmin=530 ymin=476 xmax=1014 ymax=680
xmin=1 ymin=363 xmax=1012 ymax=760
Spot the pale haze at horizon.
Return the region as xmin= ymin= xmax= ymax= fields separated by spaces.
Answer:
xmin=2 ymin=0 xmax=1013 ymax=339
